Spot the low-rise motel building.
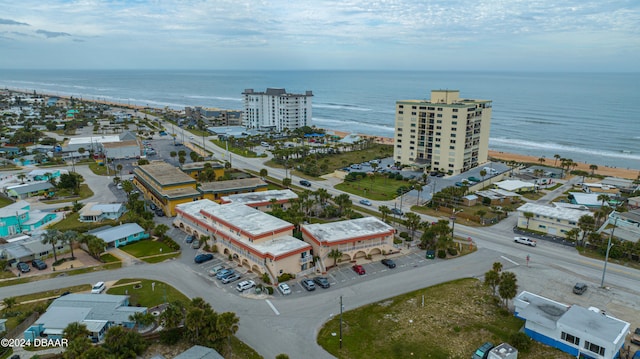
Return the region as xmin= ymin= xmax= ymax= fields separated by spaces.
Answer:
xmin=301 ymin=217 xmax=397 ymax=272
xmin=516 ymin=202 xmax=593 ymax=238
xmin=220 ymin=189 xmax=298 ymax=211
xmin=173 ymin=200 xmax=314 ymax=281
xmin=132 ymin=161 xmax=268 ymax=216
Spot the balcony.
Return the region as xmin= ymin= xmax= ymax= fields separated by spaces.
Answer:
xmin=300 ymin=256 xmax=313 ymax=264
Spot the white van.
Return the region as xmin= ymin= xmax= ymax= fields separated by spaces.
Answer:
xmin=91 ymin=281 xmax=106 ymax=294
xmin=483 ymin=167 xmax=498 ymax=175
xmin=261 ymin=142 xmax=270 ymax=148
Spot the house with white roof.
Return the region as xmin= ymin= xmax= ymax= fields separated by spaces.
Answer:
xmin=79 ymin=202 xmax=126 ymax=222
xmin=516 ymin=203 xmax=592 ymax=238
xmin=514 ymin=291 xmax=629 ymax=359
xmin=25 ymin=294 xmax=146 ymax=342
xmin=301 ymin=217 xmax=396 ymax=272
xmin=568 ymin=192 xmax=608 ymax=208
xmin=494 ymin=179 xmax=536 ymax=193
xmin=173 ymin=200 xmax=313 ymax=281
xmin=88 ymin=223 xmax=148 ymax=248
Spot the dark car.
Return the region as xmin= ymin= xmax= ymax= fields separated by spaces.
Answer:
xmin=391 ymin=208 xmax=404 ymax=216
xmin=630 ymin=327 xmax=640 ymax=345
xmin=185 ymin=235 xmax=194 ymax=243
xmin=313 ymin=276 xmax=330 ymax=289
xmin=352 ymin=264 xmax=366 ymax=275
xmin=155 ymin=209 xmax=165 ymax=217
xmin=299 ymin=180 xmax=312 ymax=187
xmin=426 ymin=250 xmax=436 ymax=259
xmin=301 ymin=279 xmax=316 ymax=291
xmin=31 ymin=259 xmax=47 ymax=270
xmin=194 ymin=253 xmax=214 ymax=264
xmin=149 ymin=203 xmax=157 ymax=210
xmin=573 ymin=282 xmax=588 ymax=295
xmin=381 ymin=259 xmax=396 ymax=268
xmin=216 ymin=269 xmax=236 ymax=280
xmin=17 ymin=262 xmax=30 ymax=273
xmin=472 ymin=342 xmax=494 ymax=359
xmin=632 ymin=349 xmax=640 ymax=359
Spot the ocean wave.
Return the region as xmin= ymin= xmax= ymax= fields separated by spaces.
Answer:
xmin=312 ymin=117 xmax=394 ymax=134
xmin=184 ymin=95 xmax=242 ymax=102
xmin=489 ymin=137 xmax=640 ymax=161
xmin=314 ymin=102 xmax=372 ymax=111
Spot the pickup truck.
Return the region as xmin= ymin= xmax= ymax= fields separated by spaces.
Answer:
xmin=514 ymin=237 xmax=537 ymax=247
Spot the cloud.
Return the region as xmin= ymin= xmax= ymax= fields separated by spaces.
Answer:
xmin=36 ymin=29 xmax=71 ymax=38
xmin=0 ymin=18 xmax=29 ymax=26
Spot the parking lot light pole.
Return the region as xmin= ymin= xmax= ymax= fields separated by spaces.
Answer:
xmin=450 ymin=209 xmax=462 ymax=238
xmin=600 ymin=215 xmax=618 ymax=288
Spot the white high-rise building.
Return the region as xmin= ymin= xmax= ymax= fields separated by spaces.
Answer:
xmin=242 ymin=88 xmax=313 ymax=131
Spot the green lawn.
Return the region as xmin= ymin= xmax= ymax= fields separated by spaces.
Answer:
xmin=335 ymin=175 xmax=409 ymax=200
xmin=0 ymin=196 xmax=14 ymax=208
xmin=42 ymin=184 xmax=94 ymax=204
xmin=88 ymin=161 xmax=109 ymax=176
xmin=14 ymin=284 xmax=91 ymax=303
xmin=50 ymin=211 xmax=117 ymax=232
xmin=120 ymin=240 xmax=174 ymax=258
xmin=317 ymin=278 xmax=572 ymax=359
xmin=107 ymin=279 xmax=190 ymax=307
xmin=211 ymin=139 xmax=266 ymax=158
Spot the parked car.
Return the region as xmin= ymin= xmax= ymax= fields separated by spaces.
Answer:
xmin=352 ymin=264 xmax=366 ymax=275
xmin=391 ymin=208 xmax=404 ymax=216
xmin=91 ymin=281 xmax=106 ymax=294
xmin=149 ymin=203 xmax=157 ymax=210
xmin=514 ymin=236 xmax=537 ymax=247
xmin=216 ymin=269 xmax=235 ymax=280
xmin=155 ymin=209 xmax=165 ymax=217
xmin=632 ymin=350 xmax=640 ymax=359
xmin=222 ymin=273 xmax=241 ymax=284
xmin=17 ymin=262 xmax=30 ymax=273
xmin=278 ymin=283 xmax=291 ymax=295
xmin=191 ymin=239 xmax=201 ymax=249
xmin=630 ymin=327 xmax=640 ymax=345
xmin=359 ymin=199 xmax=372 ymax=206
xmin=472 ymin=342 xmax=494 ymax=359
xmin=194 ymin=253 xmax=214 ymax=264
xmin=301 ymin=279 xmax=316 ymax=291
xmin=313 ymin=277 xmax=330 ymax=289
xmin=381 ymin=259 xmax=396 ymax=268
xmin=573 ymin=282 xmax=588 ymax=295
xmin=208 ymin=265 xmax=225 ymax=276
xmin=426 ymin=250 xmax=436 ymax=259
xmin=468 ymin=176 xmax=481 ymax=182
xmin=236 ymin=280 xmax=256 ymax=292
xmin=299 ymin=180 xmax=312 ymax=187
xmin=454 ymin=182 xmax=465 ymax=187
xmin=185 ymin=235 xmax=194 ymax=243
xmin=31 ymin=259 xmax=47 ymax=270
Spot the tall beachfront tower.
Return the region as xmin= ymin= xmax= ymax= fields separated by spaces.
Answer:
xmin=393 ymin=90 xmax=492 ymax=175
xmin=242 ymin=88 xmax=313 ymax=132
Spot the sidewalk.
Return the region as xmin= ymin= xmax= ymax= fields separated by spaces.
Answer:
xmin=107 ymin=247 xmax=144 ymax=267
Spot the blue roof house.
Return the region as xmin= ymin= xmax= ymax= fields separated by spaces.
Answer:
xmin=514 ymin=291 xmax=629 ymax=359
xmin=89 ymin=223 xmax=148 ymax=248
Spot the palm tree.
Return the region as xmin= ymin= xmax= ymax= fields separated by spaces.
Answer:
xmin=328 ymin=249 xmax=343 ymax=267
xmin=62 ymin=230 xmax=78 ymax=260
xmin=2 ymin=297 xmax=17 ymax=310
xmin=477 ymin=209 xmax=487 ymax=225
xmin=538 ymin=157 xmax=545 ymax=164
xmin=41 ymin=229 xmax=62 ymax=262
xmin=597 ymin=194 xmax=610 ymax=207
xmin=159 ymin=301 xmax=184 ymax=329
xmin=589 ymin=164 xmax=598 ymax=176
xmin=116 ymin=164 xmax=123 ymax=177
xmin=523 ymin=212 xmax=534 ymax=229
xmin=577 ymin=214 xmax=596 ymax=247
xmin=217 ymin=311 xmax=240 ymax=349
xmin=553 ymin=154 xmax=561 ymax=166
xmin=63 ymin=322 xmax=90 ymax=341
xmin=129 ymin=311 xmax=156 ymax=331
xmin=498 ymin=271 xmax=518 ymax=308
xmin=414 ymin=183 xmax=424 ymax=205
xmin=259 ymin=168 xmax=268 ymax=179
xmin=404 ymin=213 xmax=421 ymax=241
xmin=479 ymin=169 xmax=487 ymax=189
xmin=154 ymin=224 xmax=170 ymax=238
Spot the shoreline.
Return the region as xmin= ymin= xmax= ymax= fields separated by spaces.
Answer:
xmin=4 ymin=89 xmax=639 ymax=178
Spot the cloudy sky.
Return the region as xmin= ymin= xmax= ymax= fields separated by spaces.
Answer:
xmin=1 ymin=0 xmax=639 ymax=71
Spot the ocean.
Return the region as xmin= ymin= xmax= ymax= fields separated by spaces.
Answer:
xmin=1 ymin=70 xmax=638 ymax=170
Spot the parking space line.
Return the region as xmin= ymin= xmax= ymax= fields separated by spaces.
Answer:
xmin=500 ymin=255 xmax=519 ymax=266
xmin=265 ymin=300 xmax=280 ymax=315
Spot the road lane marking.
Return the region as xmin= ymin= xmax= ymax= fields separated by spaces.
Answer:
xmin=500 ymin=256 xmax=519 ymax=266
xmin=265 ymin=300 xmax=280 ymax=315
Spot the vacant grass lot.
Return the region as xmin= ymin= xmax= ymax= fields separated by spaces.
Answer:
xmin=0 ymin=196 xmax=14 ymax=207
xmin=120 ymin=240 xmax=174 ymax=259
xmin=42 ymin=184 xmax=94 ymax=204
xmin=107 ymin=279 xmax=189 ymax=307
xmin=318 ymin=278 xmax=572 ymax=359
xmin=335 ymin=175 xmax=409 ymax=201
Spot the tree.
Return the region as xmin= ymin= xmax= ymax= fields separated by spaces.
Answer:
xmin=103 ymin=325 xmax=148 ymax=359
xmin=129 ymin=311 xmax=156 ymax=330
xmin=276 ymin=355 xmax=290 ymax=359
xmin=333 ymin=193 xmax=352 ymax=217
xmin=589 ymin=164 xmax=598 ymax=176
xmin=170 ymin=151 xmax=177 ymax=159
xmin=379 ymin=205 xmax=391 ymax=223
xmin=597 ymin=194 xmax=610 ymax=207
xmin=41 ymin=229 xmax=62 ymax=262
xmin=492 ymin=261 xmax=503 ymax=273
xmin=404 ymin=212 xmax=421 ymax=241
xmin=159 ymin=301 xmax=184 ymax=329
xmin=564 ymin=228 xmax=580 ymax=243
xmin=259 ymin=168 xmax=268 ymax=179
xmin=328 ymin=249 xmax=343 ymax=267
xmin=479 ymin=169 xmax=487 ymax=189
xmin=538 ymin=157 xmax=545 ymax=164
xmin=154 ymin=223 xmax=170 ymax=238
xmin=577 ymin=214 xmax=596 ymax=247
xmin=484 ymin=270 xmax=500 ymax=295
xmin=81 ymin=234 xmax=107 ymax=260
xmin=414 ymin=182 xmax=424 ymax=205
xmin=498 ymin=271 xmax=518 ymax=308
xmin=217 ymin=311 xmax=240 ymax=349
xmin=63 ymin=322 xmax=90 ymax=341
xmin=476 ymin=209 xmax=487 ymax=225
xmin=116 ymin=164 xmax=123 ymax=177
xmin=2 ymin=296 xmax=17 ymax=310
xmin=553 ymin=154 xmax=561 ymax=166
xmin=523 ymin=212 xmax=534 ymax=229
xmin=121 ymin=180 xmax=134 ymax=196
xmin=282 ymin=177 xmax=291 ymax=188
xmin=62 ymin=230 xmax=78 ymax=260
xmin=178 ymin=156 xmax=186 ymax=165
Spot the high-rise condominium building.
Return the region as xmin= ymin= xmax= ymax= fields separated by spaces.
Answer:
xmin=394 ymin=90 xmax=492 ymax=175
xmin=242 ymin=88 xmax=313 ymax=132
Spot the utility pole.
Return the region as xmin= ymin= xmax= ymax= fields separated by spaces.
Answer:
xmin=339 ymin=295 xmax=343 ymax=349
xmin=600 ymin=214 xmax=618 ymax=288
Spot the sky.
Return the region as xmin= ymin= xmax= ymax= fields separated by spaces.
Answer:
xmin=1 ymin=0 xmax=639 ymax=71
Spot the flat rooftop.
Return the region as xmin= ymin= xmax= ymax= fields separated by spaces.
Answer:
xmin=176 ymin=199 xmax=220 ymax=217
xmin=559 ymin=306 xmax=629 ymax=343
xmin=199 ymin=177 xmax=266 ymax=192
xmin=221 ymin=189 xmax=298 ymax=205
xmin=252 ymin=235 xmax=311 ymax=257
xmin=67 ymin=135 xmax=120 ymax=145
xmin=180 ymin=161 xmax=224 ymax=170
xmin=201 ymin=203 xmax=292 ymax=237
xmin=303 ymin=217 xmax=394 ymax=243
xmin=517 ymin=203 xmax=592 ymax=223
xmin=102 ymin=140 xmax=139 ymax=149
xmin=136 ymin=161 xmax=195 ymax=187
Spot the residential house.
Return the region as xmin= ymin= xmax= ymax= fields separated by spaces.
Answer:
xmin=0 ymin=200 xmax=59 ymax=236
xmin=516 ymin=203 xmax=592 ymax=238
xmin=602 ymin=210 xmax=640 ymax=243
xmin=514 ymin=291 xmax=629 ymax=359
xmin=5 ymin=181 xmax=54 ymax=199
xmin=0 ymin=234 xmax=68 ymax=268
xmin=88 ymin=223 xmax=148 ymax=248
xmin=27 ymin=169 xmax=61 ymax=181
xmin=79 ymin=202 xmax=126 ymax=222
xmin=173 ymin=345 xmax=224 ymax=359
xmin=25 ymin=294 xmax=146 ymax=342
xmin=494 ymin=180 xmax=536 ymax=193
xmin=475 ymin=189 xmax=521 ymax=206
